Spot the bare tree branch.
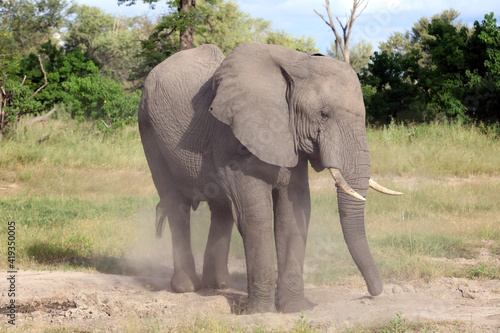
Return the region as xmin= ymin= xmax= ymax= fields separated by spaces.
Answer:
xmin=25 ymin=108 xmax=56 ymax=125
xmin=315 ymin=0 xmax=368 ymax=64
xmin=101 ymin=119 xmax=111 ymax=129
xmin=30 ymin=55 xmax=48 ymax=99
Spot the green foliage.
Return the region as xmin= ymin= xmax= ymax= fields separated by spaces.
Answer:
xmin=195 ymin=0 xmax=272 ymax=54
xmin=63 ymin=72 xmax=140 ymax=130
xmin=381 ymin=312 xmax=406 ymax=333
xmin=0 ymin=0 xmax=72 ymax=135
xmin=129 ymin=0 xmax=210 ymax=83
xmin=466 ymin=263 xmax=500 ymax=279
xmin=0 ymin=0 xmax=74 ymax=56
xmin=18 ymin=41 xmax=98 ymax=108
xmin=360 ymin=50 xmax=425 ymax=124
xmin=0 ymin=52 xmax=46 ymax=135
xmin=130 ymin=16 xmax=180 ymax=84
xmin=131 ymin=0 xmax=318 ymax=83
xmin=2 ymin=79 xmax=46 ymax=120
xmin=379 ymin=9 xmax=462 ymax=67
xmin=195 ymin=0 xmax=318 ymax=54
xmin=291 ymin=312 xmax=319 ymax=333
xmin=363 ymin=12 xmax=500 ymax=124
xmin=64 ymin=5 xmax=115 ymax=54
xmin=65 ymin=5 xmax=150 ymax=83
xmin=263 ymin=29 xmax=318 ymax=53
xmin=8 ymin=40 xmax=140 ymax=131
xmin=423 ymin=13 xmax=500 ymax=122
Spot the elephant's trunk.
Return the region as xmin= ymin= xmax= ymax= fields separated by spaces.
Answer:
xmin=333 ymin=168 xmax=383 ymax=296
xmin=321 ymin=120 xmax=384 ymax=296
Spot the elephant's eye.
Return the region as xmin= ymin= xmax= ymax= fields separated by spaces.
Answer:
xmin=320 ymin=110 xmax=330 ymax=121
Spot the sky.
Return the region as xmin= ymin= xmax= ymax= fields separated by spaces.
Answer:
xmin=76 ymin=0 xmax=500 ymax=54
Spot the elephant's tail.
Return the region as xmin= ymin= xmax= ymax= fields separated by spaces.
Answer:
xmin=155 ymin=201 xmax=168 ymax=238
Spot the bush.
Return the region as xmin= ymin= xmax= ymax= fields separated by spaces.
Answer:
xmin=63 ymin=73 xmax=141 ymax=130
xmin=361 ymin=13 xmax=500 ymax=125
xmin=15 ymin=40 xmax=140 ymax=132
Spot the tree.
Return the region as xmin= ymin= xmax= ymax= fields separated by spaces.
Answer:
xmin=179 ymin=0 xmax=195 ymax=50
xmin=379 ymin=9 xmax=462 ymax=67
xmin=0 ymin=54 xmax=50 ymax=137
xmin=362 ymin=11 xmax=500 ymax=124
xmin=0 ymin=0 xmax=74 ymax=56
xmin=130 ymin=0 xmax=319 ymax=85
xmin=194 ymin=0 xmax=271 ymax=55
xmin=423 ymin=13 xmax=500 ymax=122
xmin=65 ymin=5 xmax=149 ymax=81
xmin=315 ymin=0 xmax=368 ymax=64
xmin=195 ymin=0 xmax=318 ymax=54
xmin=328 ymin=39 xmax=372 ymax=72
xmin=118 ymin=0 xmax=213 ymax=51
xmin=263 ymin=30 xmax=318 ymax=53
xmin=10 ymin=40 xmax=140 ymax=131
xmin=359 ymin=50 xmax=424 ymax=124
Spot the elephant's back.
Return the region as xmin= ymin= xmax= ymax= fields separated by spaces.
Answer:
xmin=138 ymin=45 xmax=226 ymax=188
xmin=141 ymin=44 xmax=224 ymax=123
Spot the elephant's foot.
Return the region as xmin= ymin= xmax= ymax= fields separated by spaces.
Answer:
xmin=201 ymin=270 xmax=232 ymax=290
xmin=277 ymin=297 xmax=315 ymax=313
xmin=242 ymin=299 xmax=277 ymax=314
xmin=171 ymin=270 xmax=201 ymax=293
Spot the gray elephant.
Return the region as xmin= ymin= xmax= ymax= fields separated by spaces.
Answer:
xmin=138 ymin=42 xmax=401 ymax=313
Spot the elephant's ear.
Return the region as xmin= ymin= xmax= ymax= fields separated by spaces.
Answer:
xmin=210 ymin=42 xmax=303 ymax=168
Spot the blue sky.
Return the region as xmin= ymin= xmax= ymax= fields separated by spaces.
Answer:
xmin=76 ymin=0 xmax=500 ymax=54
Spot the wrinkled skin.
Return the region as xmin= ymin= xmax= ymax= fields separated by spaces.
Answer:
xmin=138 ymin=42 xmax=382 ymax=313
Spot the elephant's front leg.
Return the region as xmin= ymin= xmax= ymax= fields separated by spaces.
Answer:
xmin=236 ymin=186 xmax=277 ymax=313
xmin=273 ymin=159 xmax=314 ymax=313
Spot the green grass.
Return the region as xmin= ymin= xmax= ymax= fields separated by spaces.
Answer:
xmin=347 ymin=311 xmax=489 ymax=333
xmin=0 ymin=119 xmax=498 ymax=289
xmin=0 ymin=119 xmax=146 ymax=171
xmin=367 ymin=121 xmax=500 ymax=177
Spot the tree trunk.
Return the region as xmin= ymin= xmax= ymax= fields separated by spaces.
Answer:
xmin=179 ymin=0 xmax=195 ymax=51
xmin=343 ymin=40 xmax=350 ymax=64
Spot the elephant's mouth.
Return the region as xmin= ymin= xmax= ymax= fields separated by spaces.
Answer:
xmin=329 ymin=168 xmax=403 ymax=201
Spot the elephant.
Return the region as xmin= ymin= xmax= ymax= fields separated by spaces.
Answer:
xmin=138 ymin=42 xmax=402 ymax=313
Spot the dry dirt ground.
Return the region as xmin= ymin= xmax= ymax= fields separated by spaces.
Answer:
xmin=2 ymin=262 xmax=500 ymax=332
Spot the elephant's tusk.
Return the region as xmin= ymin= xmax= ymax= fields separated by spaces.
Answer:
xmin=369 ymin=179 xmax=403 ymax=196
xmin=329 ymin=168 xmax=366 ymax=201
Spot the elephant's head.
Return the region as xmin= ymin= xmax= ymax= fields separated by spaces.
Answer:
xmin=210 ymin=42 xmax=401 ymax=296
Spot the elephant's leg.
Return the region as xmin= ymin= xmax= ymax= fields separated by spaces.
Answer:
xmin=273 ymin=159 xmax=314 ymax=313
xmin=236 ymin=186 xmax=276 ymax=313
xmin=141 ymin=133 xmax=200 ymax=292
xmin=201 ymin=200 xmax=234 ymax=289
xmin=161 ymin=194 xmax=200 ymax=293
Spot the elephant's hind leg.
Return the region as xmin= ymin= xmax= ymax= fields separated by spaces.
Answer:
xmin=161 ymin=194 xmax=201 ymax=293
xmin=140 ymin=128 xmax=200 ymax=292
xmin=202 ymin=201 xmax=234 ymax=289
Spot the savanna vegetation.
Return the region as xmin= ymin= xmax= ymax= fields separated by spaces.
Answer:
xmin=1 ymin=120 xmax=499 ymax=279
xmin=0 ymin=0 xmax=318 ymax=137
xmin=361 ymin=10 xmax=500 ymax=125
xmin=1 ymin=120 xmax=499 ymax=331
xmin=1 ymin=0 xmax=499 ymax=331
